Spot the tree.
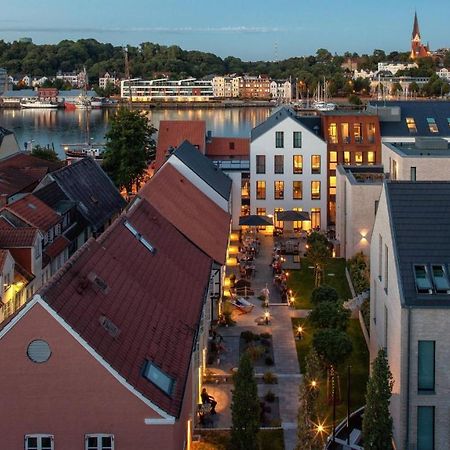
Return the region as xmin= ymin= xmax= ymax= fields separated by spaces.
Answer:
xmin=309 ymin=300 xmax=350 ymax=331
xmin=312 ymin=329 xmax=352 ymax=367
xmin=102 ymin=108 xmax=156 ymax=193
xmin=362 ymin=348 xmax=394 ymax=450
xmin=306 ymin=232 xmax=332 ymax=287
xmin=311 ymin=285 xmax=339 ymax=305
xmin=31 ymin=145 xmax=60 ymax=162
xmin=230 ymin=353 xmax=260 ymax=450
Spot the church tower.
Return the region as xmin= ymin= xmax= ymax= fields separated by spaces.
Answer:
xmin=410 ymin=12 xmax=430 ymax=59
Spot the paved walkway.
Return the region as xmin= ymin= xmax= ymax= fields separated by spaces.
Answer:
xmin=202 ymin=233 xmax=305 ymax=450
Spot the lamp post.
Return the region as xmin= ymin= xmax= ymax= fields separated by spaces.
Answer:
xmin=331 ymin=365 xmax=336 ymax=444
xmin=264 ymin=310 xmax=270 ymax=325
xmin=347 ymin=365 xmax=351 ymax=445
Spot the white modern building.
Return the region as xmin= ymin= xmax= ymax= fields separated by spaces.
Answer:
xmin=121 ymin=78 xmax=213 ymax=102
xmin=250 ymin=107 xmax=327 ymax=230
xmin=99 ymin=72 xmax=117 ymax=89
xmin=377 ymin=62 xmax=418 ymax=75
xmin=370 ymin=181 xmax=450 ymax=450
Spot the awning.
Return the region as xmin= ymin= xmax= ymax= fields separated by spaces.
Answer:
xmin=276 ymin=210 xmax=311 ymax=222
xmin=239 ymin=215 xmax=273 ymax=226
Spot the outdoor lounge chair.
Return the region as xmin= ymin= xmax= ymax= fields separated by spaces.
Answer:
xmin=229 ymin=297 xmax=254 ymax=314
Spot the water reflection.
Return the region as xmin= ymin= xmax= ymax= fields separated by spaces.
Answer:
xmin=0 ymin=107 xmax=273 ymax=158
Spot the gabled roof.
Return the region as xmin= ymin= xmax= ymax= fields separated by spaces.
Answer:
xmin=251 ymin=107 xmax=308 ymax=142
xmin=44 ymin=235 xmax=70 ymax=259
xmin=0 ymin=127 xmax=13 ymax=146
xmin=386 ymin=181 xmax=450 ymax=307
xmin=206 ymin=137 xmax=250 ymax=159
xmin=139 ymin=164 xmax=230 ymax=265
xmin=173 ymin=140 xmax=232 ymax=200
xmin=47 ymin=158 xmax=126 ymax=232
xmin=155 ymin=120 xmax=206 ymax=170
xmin=5 ymin=194 xmax=60 ymax=232
xmin=33 ymin=181 xmax=70 ymax=210
xmin=296 ymin=116 xmax=324 ymax=138
xmin=368 ymin=101 xmax=450 ymax=137
xmin=0 ymin=227 xmax=38 ymax=247
xmin=39 ymin=198 xmax=212 ymax=417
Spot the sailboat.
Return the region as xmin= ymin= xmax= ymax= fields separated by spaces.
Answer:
xmin=65 ymin=67 xmax=92 ymax=110
xmin=313 ymin=78 xmax=336 ymax=112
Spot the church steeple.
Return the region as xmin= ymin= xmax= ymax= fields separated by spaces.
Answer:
xmin=412 ymin=11 xmax=421 ymax=40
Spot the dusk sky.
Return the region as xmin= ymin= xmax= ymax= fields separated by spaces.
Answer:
xmin=1 ymin=0 xmax=449 ymax=60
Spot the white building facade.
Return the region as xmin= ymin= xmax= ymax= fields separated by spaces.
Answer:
xmin=250 ymin=108 xmax=327 ymax=230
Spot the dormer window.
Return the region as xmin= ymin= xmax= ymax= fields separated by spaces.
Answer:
xmin=426 ymin=118 xmax=438 ymax=133
xmin=414 ymin=265 xmax=433 ymax=294
xmin=406 ymin=118 xmax=417 ymax=134
xmin=431 ymin=265 xmax=450 ymax=294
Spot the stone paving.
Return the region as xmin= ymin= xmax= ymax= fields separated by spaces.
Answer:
xmin=199 ymin=233 xmax=308 ymax=450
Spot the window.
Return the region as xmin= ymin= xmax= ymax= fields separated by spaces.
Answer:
xmin=293 ymin=181 xmax=303 ymax=200
xmin=329 ymin=176 xmax=336 ymax=196
xmin=143 ymin=361 xmax=175 ymax=395
xmin=392 ymin=160 xmax=398 ymax=180
xmin=229 ymin=141 xmax=235 ymax=150
xmin=411 ymin=166 xmax=417 ymax=181
xmin=329 ymin=151 xmax=337 ymax=170
xmin=447 ymin=118 xmax=450 ymax=129
xmin=354 ymin=123 xmax=363 ymax=143
xmin=311 ymin=208 xmax=321 ymax=229
xmin=367 ymin=151 xmax=375 ymax=165
xmin=328 ymin=123 xmax=338 ymax=143
xmin=274 ymin=208 xmax=284 ymax=229
xmin=25 ymin=435 xmax=54 ymax=450
xmin=275 ymin=131 xmax=284 ymax=148
xmin=367 ymin=123 xmax=376 ymax=143
xmin=256 ymin=181 xmax=266 ymax=200
xmin=418 ymin=341 xmax=435 ymax=392
xmin=256 ymin=155 xmax=266 ymax=174
xmin=431 ymin=265 xmax=450 ymax=293
xmin=274 ymin=155 xmax=284 ymax=174
xmin=384 ymin=305 xmax=388 ymax=352
xmin=406 ymin=117 xmax=417 ymax=133
xmin=344 ymin=151 xmax=350 ymax=165
xmin=311 ymin=181 xmax=321 ymax=200
xmin=427 ymin=118 xmax=439 ymax=133
xmin=256 ymin=208 xmax=266 ymax=216
xmin=355 ymin=152 xmax=363 ymax=165
xmin=293 ymin=155 xmax=303 ymax=174
xmin=241 ymin=178 xmax=250 ymax=199
xmin=417 ymin=406 xmax=434 ymax=450
xmin=384 ymin=244 xmax=388 ymax=292
xmin=293 ymin=131 xmax=302 ymax=148
xmin=414 ymin=265 xmax=433 ymax=294
xmin=274 ymin=181 xmax=284 ymax=200
xmin=311 ymin=155 xmax=321 ymax=174
xmin=341 ymin=123 xmax=350 ymax=143
xmin=86 ymin=435 xmax=114 ymax=450
xmin=124 ymin=221 xmax=155 ymax=254
xmin=293 ymin=207 xmax=303 ymax=230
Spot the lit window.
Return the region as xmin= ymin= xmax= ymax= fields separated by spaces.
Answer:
xmin=25 ymin=435 xmax=54 ymax=450
xmin=274 ymin=155 xmax=284 ymax=174
xmin=329 ymin=176 xmax=336 ymax=188
xmin=311 ymin=181 xmax=321 ymax=200
xmin=355 ymin=152 xmax=363 ymax=165
xmin=293 ymin=155 xmax=303 ymax=174
xmin=293 ymin=207 xmax=303 ymax=230
xmin=426 ymin=118 xmax=438 ymax=133
xmin=86 ymin=434 xmax=114 ymax=450
xmin=256 ymin=181 xmax=266 ymax=199
xmin=329 ymin=151 xmax=337 ymax=170
xmin=241 ymin=178 xmax=250 ymax=199
xmin=256 ymin=155 xmax=266 ymax=174
xmin=256 ymin=207 xmax=266 ymax=216
xmin=143 ymin=361 xmax=175 ymax=395
xmin=274 ymin=208 xmax=284 ymax=228
xmin=406 ymin=117 xmax=417 ymax=133
xmin=341 ymin=123 xmax=350 ymax=143
xmin=311 ymin=208 xmax=321 ymax=229
xmin=367 ymin=123 xmax=376 ymax=143
xmin=368 ymin=151 xmax=375 ymax=165
xmin=344 ymin=151 xmax=350 ymax=164
xmin=275 ymin=131 xmax=284 ymax=148
xmin=274 ymin=181 xmax=284 ymax=200
xmin=328 ymin=123 xmax=338 ymax=143
xmin=354 ymin=123 xmax=363 ymax=143
xmin=293 ymin=131 xmax=302 ymax=148
xmin=293 ymin=181 xmax=303 ymax=200
xmin=311 ymin=155 xmax=321 ymax=174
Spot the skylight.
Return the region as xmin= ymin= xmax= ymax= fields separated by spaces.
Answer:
xmin=124 ymin=220 xmax=155 ymax=254
xmin=426 ymin=118 xmax=439 ymax=133
xmin=143 ymin=361 xmax=174 ymax=395
xmin=414 ymin=265 xmax=433 ymax=294
xmin=431 ymin=265 xmax=450 ymax=294
xmin=406 ymin=118 xmax=417 ymax=134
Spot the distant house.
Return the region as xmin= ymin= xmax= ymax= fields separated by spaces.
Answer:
xmin=0 ymin=127 xmax=20 ymax=159
xmin=0 ymin=196 xmax=214 ymax=449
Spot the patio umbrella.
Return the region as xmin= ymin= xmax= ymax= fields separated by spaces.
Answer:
xmin=276 ymin=210 xmax=311 ymax=222
xmin=239 ymin=215 xmax=273 ymax=226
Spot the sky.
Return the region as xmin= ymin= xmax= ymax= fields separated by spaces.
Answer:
xmin=1 ymin=0 xmax=449 ymax=60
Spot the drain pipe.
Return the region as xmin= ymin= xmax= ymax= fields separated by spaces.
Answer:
xmin=404 ymin=307 xmax=411 ymax=450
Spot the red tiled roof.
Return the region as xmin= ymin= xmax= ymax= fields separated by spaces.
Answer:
xmin=155 ymin=120 xmax=206 ymax=170
xmin=206 ymin=137 xmax=250 ymax=158
xmin=44 ymin=235 xmax=70 ymax=259
xmin=5 ymin=194 xmax=60 ymax=232
xmin=40 ymin=199 xmax=212 ymax=417
xmin=139 ymin=164 xmax=230 ymax=264
xmin=0 ymin=217 xmax=13 ymax=228
xmin=0 ymin=227 xmax=38 ymax=247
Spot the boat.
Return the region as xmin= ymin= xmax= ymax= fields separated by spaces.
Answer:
xmin=313 ymin=78 xmax=337 ymax=112
xmin=20 ymin=99 xmax=58 ymax=109
xmin=90 ymin=97 xmax=104 ymax=108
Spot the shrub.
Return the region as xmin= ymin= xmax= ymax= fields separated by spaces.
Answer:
xmin=246 ymin=343 xmax=265 ymax=362
xmin=265 ymin=356 xmax=274 ymax=366
xmin=311 ymin=285 xmax=339 ymax=305
xmin=348 ymin=251 xmax=370 ymax=294
xmin=259 ymin=332 xmax=271 ymax=339
xmin=241 ymin=330 xmax=257 ymax=343
xmin=264 ymin=390 xmax=275 ymax=403
xmin=260 ymin=338 xmax=271 ymax=348
xmin=263 ymin=371 xmax=277 ymax=384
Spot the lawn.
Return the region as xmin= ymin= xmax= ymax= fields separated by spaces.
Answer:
xmin=288 ymin=257 xmax=352 ymax=309
xmin=192 ymin=429 xmax=284 ymax=450
xmin=292 ymin=318 xmax=369 ymax=425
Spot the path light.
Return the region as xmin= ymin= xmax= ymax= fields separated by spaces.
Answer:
xmin=264 ymin=310 xmax=270 ymax=325
xmin=296 ymin=325 xmax=303 ymax=340
xmin=311 ymin=380 xmax=317 ymax=388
